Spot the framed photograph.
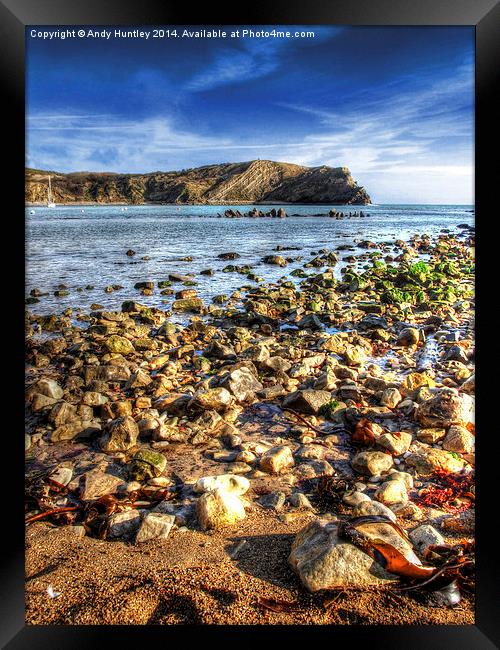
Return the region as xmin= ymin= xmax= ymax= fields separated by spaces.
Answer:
xmin=3 ymin=0 xmax=499 ymax=646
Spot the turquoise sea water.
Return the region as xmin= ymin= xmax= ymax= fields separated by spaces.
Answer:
xmin=26 ymin=203 xmax=474 ymax=316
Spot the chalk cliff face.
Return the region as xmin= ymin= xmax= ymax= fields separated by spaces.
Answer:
xmin=25 ymin=160 xmax=371 ymax=205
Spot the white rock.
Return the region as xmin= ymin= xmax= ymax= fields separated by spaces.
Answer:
xmin=352 ymin=500 xmax=397 ymax=522
xmin=196 ymin=488 xmax=246 ymax=530
xmin=374 ymin=480 xmax=408 ymax=505
xmin=380 ymin=388 xmax=402 ymax=408
xmin=193 ymin=474 xmax=250 ymax=496
xmin=148 ymin=476 xmax=172 ymax=487
xmin=342 ymin=490 xmax=372 ymax=507
xmin=49 ymin=466 xmax=73 ymax=486
xmin=442 ymin=425 xmax=475 ymax=454
xmin=34 ymin=378 xmax=64 ymax=400
xmin=409 ymin=524 xmax=444 ymax=555
xmin=352 ymin=451 xmax=393 ymax=476
xmin=135 ymin=513 xmax=175 ymax=543
xmin=378 ymin=431 xmax=413 ymax=455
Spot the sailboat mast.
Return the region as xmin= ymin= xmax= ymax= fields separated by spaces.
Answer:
xmin=48 ymin=176 xmax=52 ymax=202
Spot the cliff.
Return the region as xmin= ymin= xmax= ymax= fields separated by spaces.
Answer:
xmin=25 ymin=160 xmax=371 ymax=205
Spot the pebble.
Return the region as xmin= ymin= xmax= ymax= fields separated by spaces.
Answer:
xmin=260 ymin=445 xmax=295 ymax=474
xmin=289 ymin=493 xmax=314 ymax=510
xmin=343 ymin=490 xmax=371 ymax=507
xmin=49 ymin=466 xmax=73 ymax=486
xmin=353 ymin=500 xmax=397 ymax=522
xmin=374 ymin=480 xmax=408 ymax=505
xmin=135 ymin=513 xmax=175 ymax=544
xmin=409 ymin=524 xmax=444 ymax=555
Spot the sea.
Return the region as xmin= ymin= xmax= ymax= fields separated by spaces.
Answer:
xmin=25 ymin=203 xmax=474 ymax=318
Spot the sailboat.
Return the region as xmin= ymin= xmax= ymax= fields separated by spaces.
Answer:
xmin=47 ymin=176 xmax=56 ymax=208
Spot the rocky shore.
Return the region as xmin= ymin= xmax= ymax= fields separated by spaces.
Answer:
xmin=25 ymin=224 xmax=475 ymax=625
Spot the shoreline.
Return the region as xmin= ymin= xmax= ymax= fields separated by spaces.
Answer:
xmin=26 ymin=201 xmax=372 ymax=207
xmin=25 ymin=226 xmax=475 ymax=625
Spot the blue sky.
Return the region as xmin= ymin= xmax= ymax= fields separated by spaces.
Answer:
xmin=26 ymin=26 xmax=474 ymax=203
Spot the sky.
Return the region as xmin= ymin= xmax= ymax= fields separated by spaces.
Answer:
xmin=26 ymin=26 xmax=474 ymax=204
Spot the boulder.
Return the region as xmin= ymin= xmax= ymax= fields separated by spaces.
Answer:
xmin=380 ymin=388 xmax=402 ymax=408
xmin=258 ymin=492 xmax=286 ymax=511
xmin=409 ymin=524 xmax=444 ymax=556
xmin=33 ymin=378 xmax=64 ymax=400
xmin=262 ymin=255 xmax=287 ymax=267
xmin=443 ymin=345 xmax=469 ymax=364
xmin=377 ymin=431 xmax=412 ymax=455
xmin=204 ymin=340 xmax=237 ymax=360
xmin=48 ymin=401 xmax=79 ymax=427
xmin=105 ymin=335 xmax=135 ymax=355
xmin=221 ymin=367 xmax=263 ymax=403
xmin=417 ymin=391 xmax=474 ymax=428
xmin=92 ymin=364 xmax=131 ymax=383
xmin=294 ymin=459 xmax=335 ymax=480
xmin=282 ymin=389 xmax=332 ymax=415
xmin=50 ymin=420 xmax=101 ymax=442
xmin=172 ymin=297 xmax=204 ymax=313
xmin=100 ymin=416 xmax=139 ymax=452
xmin=397 ymin=327 xmax=419 ymax=347
xmin=417 ymin=428 xmax=446 ymax=444
xmin=387 ymin=470 xmax=414 ymax=490
xmin=343 ymin=345 xmax=367 ymax=367
xmin=80 ymin=469 xmax=127 ymax=501
xmin=352 ymin=500 xmax=397 ymax=522
xmin=189 ymin=387 xmax=233 ymax=412
xmin=108 ymin=510 xmax=142 ymax=539
xmin=261 ymin=356 xmax=292 ymax=373
xmin=374 ymin=480 xmax=408 ymax=505
xmin=351 ymin=451 xmax=393 ymax=476
xmin=312 ymin=369 xmax=337 ymax=391
xmin=82 ymin=391 xmax=109 ymax=406
xmin=406 ymin=448 xmax=466 ymax=475
xmin=400 ymin=372 xmax=435 ymax=396
xmin=260 ymin=445 xmax=295 ymax=474
xmin=442 ymin=425 xmax=474 ymax=454
xmin=342 ymin=491 xmax=371 ymax=507
xmin=196 ymin=488 xmax=246 ymax=530
xmin=129 ymin=449 xmax=167 ymax=480
xmin=31 ymin=393 xmax=58 ymax=412
xmin=289 ymin=517 xmax=421 ymax=592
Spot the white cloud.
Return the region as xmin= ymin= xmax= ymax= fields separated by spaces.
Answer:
xmin=186 ymin=48 xmax=279 ymax=92
xmin=185 ymin=27 xmax=342 ymax=92
xmin=273 ymin=62 xmax=474 ymax=202
xmin=27 ymin=114 xmax=234 ymax=172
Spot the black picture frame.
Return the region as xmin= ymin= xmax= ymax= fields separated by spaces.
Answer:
xmin=4 ymin=0 xmax=499 ymax=646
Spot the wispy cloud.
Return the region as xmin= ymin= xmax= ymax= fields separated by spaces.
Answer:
xmin=273 ymin=61 xmax=474 ymax=201
xmin=186 ymin=47 xmax=279 ymax=92
xmin=185 ymin=27 xmax=341 ymax=92
xmin=27 ymin=114 xmax=236 ymax=172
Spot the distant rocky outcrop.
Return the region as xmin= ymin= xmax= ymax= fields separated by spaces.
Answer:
xmin=25 ymin=160 xmax=371 ymax=205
